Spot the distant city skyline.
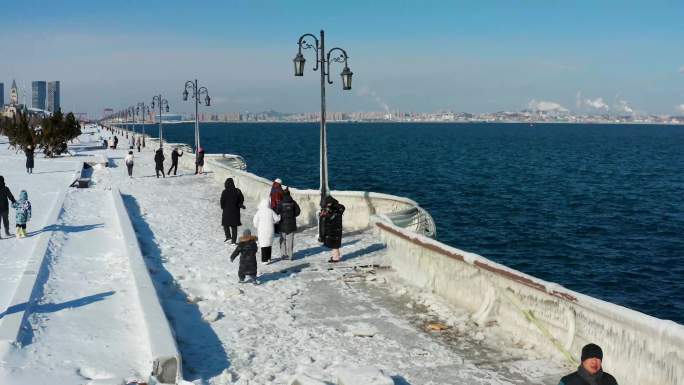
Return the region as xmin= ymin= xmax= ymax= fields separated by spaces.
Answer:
xmin=1 ymin=1 xmax=684 ymax=117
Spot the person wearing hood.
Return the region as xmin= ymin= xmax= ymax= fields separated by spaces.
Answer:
xmin=320 ymin=195 xmax=345 ymax=262
xmin=220 ymin=178 xmax=245 ymax=244
xmin=195 ymin=147 xmax=205 ymax=175
xmin=11 ymin=190 xmax=32 ymax=238
xmin=124 ymin=151 xmax=134 ymax=178
xmin=168 ymin=147 xmax=184 ymax=175
xmin=229 ymin=228 xmax=259 ymax=284
xmin=113 ymin=135 xmax=119 ymax=149
xmin=0 ymin=176 xmax=17 ymax=238
xmin=154 ymin=148 xmax=165 ymax=178
xmin=276 ymin=188 xmax=301 ymax=260
xmin=558 ymin=343 xmax=618 ymax=385
xmin=25 ymin=145 xmax=35 ymax=174
xmin=253 ymin=197 xmax=280 ymax=264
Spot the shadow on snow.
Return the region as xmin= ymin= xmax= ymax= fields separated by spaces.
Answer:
xmin=122 ymin=193 xmax=230 ymax=381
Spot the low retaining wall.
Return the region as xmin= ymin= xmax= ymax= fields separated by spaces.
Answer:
xmin=0 ymin=162 xmax=82 ymax=351
xmin=195 ymin=155 xmax=435 ymax=236
xmin=371 ymin=217 xmax=683 ymax=385
xmin=111 ymin=188 xmax=182 ymax=384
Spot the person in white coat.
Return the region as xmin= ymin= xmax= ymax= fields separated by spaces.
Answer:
xmin=124 ymin=151 xmax=134 ymax=178
xmin=253 ymin=197 xmax=280 ymax=264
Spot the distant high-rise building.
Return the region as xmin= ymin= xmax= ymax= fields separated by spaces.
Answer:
xmin=47 ymin=81 xmax=60 ymax=112
xmin=10 ymin=79 xmax=18 ymax=105
xmin=0 ymin=83 xmax=4 ymax=106
xmin=32 ymin=81 xmax=47 ymax=110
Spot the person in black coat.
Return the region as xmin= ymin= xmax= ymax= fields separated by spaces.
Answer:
xmin=195 ymin=147 xmax=205 ymax=175
xmin=113 ymin=136 xmax=119 ymax=149
xmin=154 ymin=148 xmax=165 ymax=178
xmin=220 ymin=177 xmax=245 ymax=244
xmin=24 ymin=145 xmax=35 ymax=174
xmin=276 ymin=189 xmax=300 ymax=260
xmin=320 ymin=195 xmax=345 ymax=262
xmin=167 ymin=147 xmax=183 ymax=175
xmin=0 ymin=176 xmax=17 ymax=238
xmin=229 ymin=229 xmax=259 ymax=284
xmin=558 ymin=344 xmax=618 ymax=385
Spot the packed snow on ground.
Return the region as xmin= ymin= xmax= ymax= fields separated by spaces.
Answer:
xmin=1 ymin=128 xmax=567 ymax=385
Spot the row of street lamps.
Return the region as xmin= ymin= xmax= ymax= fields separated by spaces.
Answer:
xmin=102 ymin=30 xmax=353 ymax=209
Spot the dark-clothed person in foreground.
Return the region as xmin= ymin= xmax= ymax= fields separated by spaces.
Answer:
xmin=220 ymin=178 xmax=245 ymax=244
xmin=168 ymin=147 xmax=183 ymax=175
xmin=154 ymin=148 xmax=165 ymax=178
xmin=229 ymin=229 xmax=259 ymax=283
xmin=558 ymin=343 xmax=618 ymax=385
xmin=320 ymin=195 xmax=345 ymax=262
xmin=0 ymin=176 xmax=17 ymax=238
xmin=276 ymin=188 xmax=300 ymax=260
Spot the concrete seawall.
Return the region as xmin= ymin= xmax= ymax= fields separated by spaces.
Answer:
xmin=372 ymin=217 xmax=684 ymax=385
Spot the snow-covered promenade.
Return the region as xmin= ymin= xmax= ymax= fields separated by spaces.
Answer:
xmin=1 ymin=126 xmax=682 ymax=385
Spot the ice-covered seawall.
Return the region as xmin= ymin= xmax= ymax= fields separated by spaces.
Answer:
xmin=181 ymin=149 xmax=682 ymax=385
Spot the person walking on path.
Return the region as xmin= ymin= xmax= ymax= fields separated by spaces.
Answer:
xmin=154 ymin=148 xmax=165 ymax=178
xmin=168 ymin=147 xmax=183 ymax=175
xmin=253 ymin=197 xmax=280 ymax=264
xmin=558 ymin=343 xmax=618 ymax=385
xmin=11 ymin=190 xmax=32 ymax=238
xmin=220 ymin=177 xmax=245 ymax=244
xmin=229 ymin=228 xmax=259 ymax=284
xmin=113 ymin=135 xmax=119 ymax=149
xmin=270 ymin=178 xmax=285 ymax=243
xmin=0 ymin=176 xmax=17 ymax=239
xmin=136 ymin=136 xmax=141 ymax=152
xmin=276 ymin=188 xmax=301 ymax=260
xmin=124 ymin=151 xmax=134 ymax=178
xmin=320 ymin=195 xmax=345 ymax=263
xmin=195 ymin=147 xmax=205 ymax=175
xmin=24 ymin=145 xmax=35 ymax=174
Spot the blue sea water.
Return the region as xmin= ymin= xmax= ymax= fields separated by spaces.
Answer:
xmin=139 ymin=122 xmax=684 ymax=323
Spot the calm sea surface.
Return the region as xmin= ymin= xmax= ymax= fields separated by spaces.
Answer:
xmin=138 ymin=122 xmax=684 ymax=323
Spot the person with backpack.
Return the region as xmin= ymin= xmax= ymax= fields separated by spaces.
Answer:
xmin=276 ymin=188 xmax=301 ymax=260
xmin=11 ymin=190 xmax=32 ymax=238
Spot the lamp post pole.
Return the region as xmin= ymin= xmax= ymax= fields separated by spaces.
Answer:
xmin=183 ymin=79 xmax=211 ymax=152
xmin=294 ymin=30 xmax=353 ymax=208
xmin=151 ymin=95 xmax=169 ymax=149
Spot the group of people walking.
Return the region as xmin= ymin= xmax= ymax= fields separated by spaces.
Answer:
xmin=224 ymin=177 xmax=345 ymax=284
xmin=0 ymin=175 xmax=32 ymax=239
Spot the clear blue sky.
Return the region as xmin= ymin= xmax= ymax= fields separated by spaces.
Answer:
xmin=2 ymin=0 xmax=683 ymax=117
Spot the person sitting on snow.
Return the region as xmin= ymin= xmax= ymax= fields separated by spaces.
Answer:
xmin=11 ymin=190 xmax=32 ymax=238
xmin=229 ymin=228 xmax=259 ymax=284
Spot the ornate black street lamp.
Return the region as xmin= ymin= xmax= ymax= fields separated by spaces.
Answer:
xmin=136 ymin=102 xmax=149 ymax=147
xmin=151 ymin=95 xmax=170 ymax=149
xmin=182 ymin=79 xmax=211 ymax=152
xmin=294 ymin=30 xmax=353 ymax=208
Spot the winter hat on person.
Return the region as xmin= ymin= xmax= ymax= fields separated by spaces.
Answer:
xmin=242 ymin=228 xmax=252 ymax=237
xmin=581 ymin=343 xmax=603 ymax=362
xmin=275 ymin=178 xmax=282 ymax=184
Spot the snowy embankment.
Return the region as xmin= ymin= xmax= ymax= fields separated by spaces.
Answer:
xmin=107 ymin=128 xmax=568 ymax=385
xmin=0 ymin=132 xmax=176 ymax=385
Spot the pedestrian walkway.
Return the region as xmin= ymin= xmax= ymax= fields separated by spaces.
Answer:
xmin=0 ymin=185 xmax=151 ymax=383
xmin=101 ymin=130 xmax=566 ymax=384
